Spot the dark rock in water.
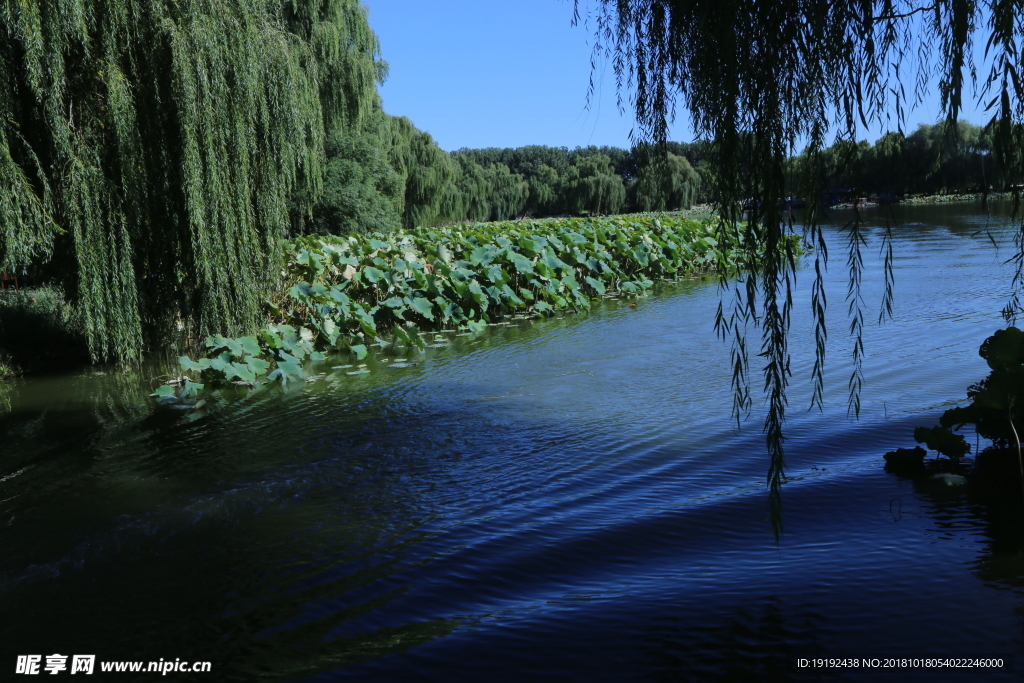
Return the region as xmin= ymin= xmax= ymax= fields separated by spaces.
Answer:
xmin=884 ymin=446 xmax=927 ymax=463
xmin=884 ymin=446 xmax=927 ymax=474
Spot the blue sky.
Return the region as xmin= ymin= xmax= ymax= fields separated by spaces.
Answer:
xmin=363 ymin=1 xmax=989 ymax=152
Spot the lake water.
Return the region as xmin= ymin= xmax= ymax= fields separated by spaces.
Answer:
xmin=3 ymin=204 xmax=1024 ymax=680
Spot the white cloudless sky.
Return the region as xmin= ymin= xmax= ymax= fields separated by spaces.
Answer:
xmin=363 ymin=1 xmax=991 ymax=152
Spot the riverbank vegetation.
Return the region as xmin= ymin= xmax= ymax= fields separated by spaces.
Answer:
xmin=1 ymin=0 xmax=387 ymax=366
xmin=0 ymin=1 xmax=709 ymax=369
xmin=152 ymin=215 xmax=800 ymax=402
xmin=0 ymin=0 xmax=1009 ymax=378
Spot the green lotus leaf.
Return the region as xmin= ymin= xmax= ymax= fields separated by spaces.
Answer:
xmin=247 ymin=357 xmax=271 ymax=375
xmin=231 ymin=363 xmax=256 ymax=382
xmin=278 ymin=351 xmax=301 ymax=365
xmin=468 ymin=280 xmax=487 ymax=307
xmin=507 ymin=251 xmax=534 ymax=274
xmin=409 ymin=297 xmax=435 ymax=320
xmin=150 ymin=384 xmax=176 ymax=398
xmin=277 ymin=360 xmax=304 ymax=381
xmin=237 ymin=336 xmax=261 ymax=357
xmin=179 ymin=356 xmax=206 ymax=372
xmin=500 ymin=284 xmax=524 ymax=305
xmin=470 ymin=246 xmax=490 ymax=265
xmin=260 ymin=329 xmax=284 ymax=349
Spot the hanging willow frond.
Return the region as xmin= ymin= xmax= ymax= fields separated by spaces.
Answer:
xmin=577 ymin=0 xmax=1024 ymax=537
xmin=0 ymin=0 xmax=383 ymax=362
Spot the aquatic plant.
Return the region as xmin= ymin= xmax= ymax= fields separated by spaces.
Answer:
xmin=155 ymin=214 xmax=800 ymax=401
xmin=913 ymin=328 xmax=1024 ymax=466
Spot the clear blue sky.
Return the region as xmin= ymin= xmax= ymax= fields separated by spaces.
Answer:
xmin=363 ymin=1 xmax=989 ymax=153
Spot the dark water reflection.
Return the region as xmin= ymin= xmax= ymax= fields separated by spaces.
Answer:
xmin=3 ymin=203 xmax=1024 ymax=680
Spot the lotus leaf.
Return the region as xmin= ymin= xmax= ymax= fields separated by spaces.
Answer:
xmin=247 ymin=358 xmax=271 ymax=374
xmin=231 ymin=363 xmax=256 ymax=382
xmin=150 ymin=384 xmax=176 ymax=399
xmin=409 ymin=297 xmax=435 ymax=320
xmin=585 ymin=276 xmax=606 ymax=295
xmin=237 ymin=336 xmax=261 ymax=357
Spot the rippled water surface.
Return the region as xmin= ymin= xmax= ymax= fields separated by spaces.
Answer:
xmin=5 ymin=204 xmax=1024 ymax=680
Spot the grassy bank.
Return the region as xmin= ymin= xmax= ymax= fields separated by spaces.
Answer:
xmin=154 ymin=214 xmax=800 ymax=403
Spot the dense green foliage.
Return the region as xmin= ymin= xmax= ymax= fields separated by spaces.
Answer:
xmin=156 ymin=215 xmax=799 ymax=399
xmin=328 ymin=118 xmax=1007 ymax=241
xmin=299 ymin=109 xmax=404 ymax=236
xmin=790 ymin=122 xmax=1001 ymax=197
xmin=0 ymin=0 xmax=384 ymax=363
xmin=308 ymin=138 xmax=706 ymax=235
xmin=632 ymin=152 xmax=702 ymax=211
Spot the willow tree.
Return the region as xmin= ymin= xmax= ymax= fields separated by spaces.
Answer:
xmin=303 ymin=108 xmax=403 ymax=237
xmin=388 ymin=116 xmax=456 ymax=230
xmin=485 ymin=163 xmax=529 ymax=221
xmin=447 ymin=154 xmax=494 ymax=223
xmin=632 ymin=152 xmax=700 ymax=211
xmin=578 ymin=0 xmax=1024 ymax=534
xmin=526 ymin=165 xmax=565 ymax=217
xmin=565 ymin=153 xmax=627 ymax=215
xmin=0 ymin=0 xmax=383 ymax=362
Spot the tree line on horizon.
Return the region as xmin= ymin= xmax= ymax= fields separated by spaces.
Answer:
xmin=787 ymin=121 xmax=1012 ymax=198
xmin=311 ymin=117 xmax=1011 ymax=241
xmin=300 ymin=119 xmax=706 ymax=236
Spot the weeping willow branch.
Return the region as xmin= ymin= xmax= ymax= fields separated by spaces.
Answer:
xmin=845 ymin=215 xmax=867 ymax=419
xmin=575 ymin=0 xmax=1024 ymax=538
xmin=879 ymin=221 xmax=896 ymax=325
